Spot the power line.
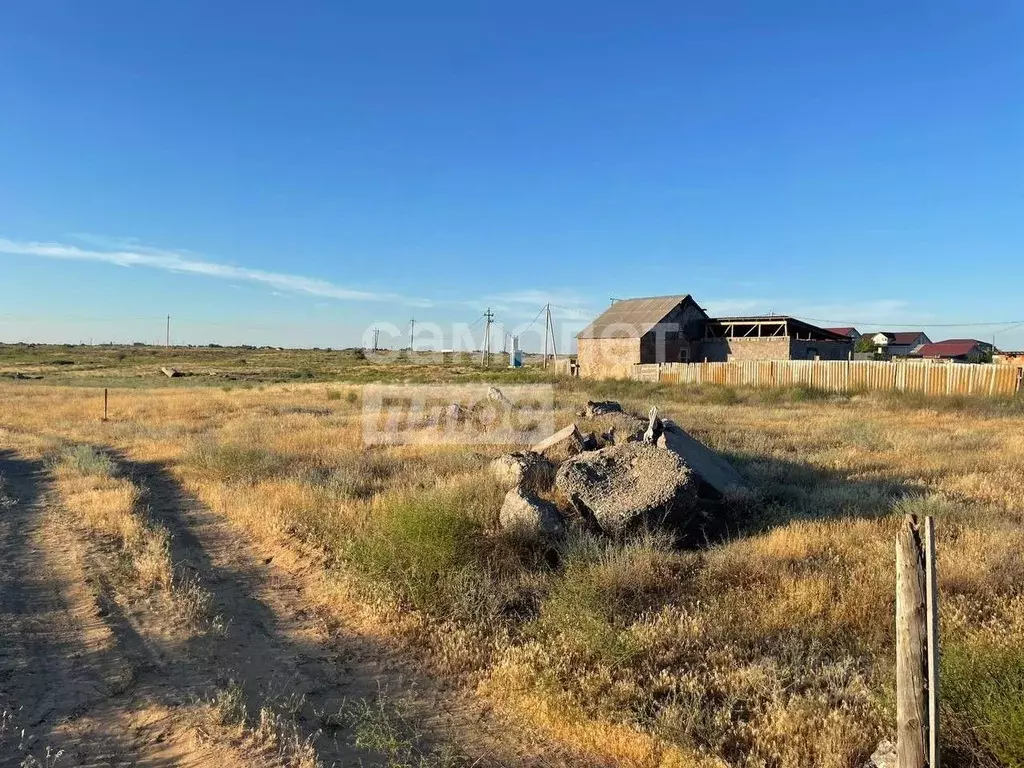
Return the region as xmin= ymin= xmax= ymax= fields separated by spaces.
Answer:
xmin=794 ymin=315 xmax=1024 ymax=328
xmin=520 ymin=305 xmax=547 ymax=336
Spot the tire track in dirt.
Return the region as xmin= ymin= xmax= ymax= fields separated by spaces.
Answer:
xmin=115 ymin=455 xmax=412 ymax=767
xmin=2 ymin=443 xmax=579 ymax=767
xmin=0 ymin=450 xmax=146 ymax=766
xmin=0 ymin=448 xmax=258 ymax=767
xmin=118 ymin=455 xmax=576 ymax=768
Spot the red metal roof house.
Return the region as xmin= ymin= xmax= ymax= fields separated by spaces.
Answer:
xmin=914 ymin=339 xmax=995 ymax=363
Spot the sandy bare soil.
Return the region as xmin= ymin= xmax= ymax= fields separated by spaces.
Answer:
xmin=1 ymin=449 xmax=559 ymax=767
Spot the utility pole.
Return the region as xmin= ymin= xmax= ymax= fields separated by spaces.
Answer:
xmin=166 ymin=315 xmax=170 ymax=347
xmin=542 ymin=304 xmax=549 ymax=368
xmin=409 ymin=319 xmax=415 ymax=351
xmin=372 ymin=327 xmax=379 ymax=352
xmin=548 ymin=304 xmax=558 ymax=360
xmin=543 ymin=304 xmax=558 ymax=367
xmin=481 ymin=308 xmax=494 ymax=366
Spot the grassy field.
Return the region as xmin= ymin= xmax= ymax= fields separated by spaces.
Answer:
xmin=0 ymin=342 xmax=557 ymax=387
xmin=2 ymin=345 xmax=1023 ymax=767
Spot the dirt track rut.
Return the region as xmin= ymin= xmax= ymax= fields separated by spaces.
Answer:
xmin=0 ymin=451 xmax=150 ymax=766
xmin=1 ymin=446 xmax=567 ymax=767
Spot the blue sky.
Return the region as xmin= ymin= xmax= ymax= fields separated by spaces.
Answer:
xmin=1 ymin=1 xmax=1022 ymax=351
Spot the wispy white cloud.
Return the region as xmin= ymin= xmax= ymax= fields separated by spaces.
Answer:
xmin=0 ymin=237 xmax=434 ymax=307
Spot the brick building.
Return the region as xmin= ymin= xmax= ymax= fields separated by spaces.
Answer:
xmin=701 ymin=316 xmax=853 ymax=362
xmin=576 ymin=295 xmax=708 ymax=379
xmin=576 ymin=297 xmax=854 ymax=379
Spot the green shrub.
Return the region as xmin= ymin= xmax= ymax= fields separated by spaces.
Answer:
xmin=189 ymin=442 xmax=290 ymax=483
xmin=300 ymin=453 xmax=402 ymax=500
xmin=346 ymin=390 xmax=359 ymax=405
xmin=943 ymin=641 xmax=1024 ymax=765
xmin=325 ymin=389 xmax=342 ymax=401
xmin=787 ymin=385 xmax=830 ymax=402
xmin=348 ymin=483 xmax=494 ymax=615
xmin=537 ymin=531 xmax=683 ymax=663
xmin=61 ymin=445 xmax=116 ymax=477
xmin=707 ymin=385 xmax=740 ymax=405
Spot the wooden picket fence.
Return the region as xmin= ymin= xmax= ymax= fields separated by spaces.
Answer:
xmin=632 ymin=359 xmax=1023 ymax=397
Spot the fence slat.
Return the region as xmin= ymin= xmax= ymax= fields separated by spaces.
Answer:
xmin=631 ymin=360 xmax=1021 ymax=398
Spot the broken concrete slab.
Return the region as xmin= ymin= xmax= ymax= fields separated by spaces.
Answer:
xmin=499 ymin=487 xmax=566 ymax=539
xmin=585 ymin=400 xmax=624 ymax=418
xmin=531 ymin=423 xmax=584 ymax=463
xmin=585 ymin=412 xmax=647 ymax=446
xmin=555 ymin=442 xmax=698 ymax=535
xmin=490 ymin=451 xmax=555 ymax=492
xmin=160 ymin=367 xmax=181 ymax=378
xmin=656 ymin=420 xmax=746 ymax=496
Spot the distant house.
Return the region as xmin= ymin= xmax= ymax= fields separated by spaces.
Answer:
xmin=864 ymin=331 xmax=931 ymax=357
xmin=915 ymin=339 xmax=995 ymax=363
xmin=576 ymin=294 xmax=709 ymax=379
xmin=702 ymin=316 xmax=853 ymax=361
xmin=826 ymin=327 xmax=861 ymax=341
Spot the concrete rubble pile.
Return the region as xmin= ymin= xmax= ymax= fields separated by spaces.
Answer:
xmin=492 ymin=398 xmax=747 ymax=541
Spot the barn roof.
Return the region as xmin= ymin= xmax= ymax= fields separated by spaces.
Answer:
xmin=577 ymin=294 xmax=697 ymax=339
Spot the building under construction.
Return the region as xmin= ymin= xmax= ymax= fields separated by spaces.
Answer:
xmin=576 ymin=294 xmax=853 ymax=379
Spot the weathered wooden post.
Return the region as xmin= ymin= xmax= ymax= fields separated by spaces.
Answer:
xmin=896 ymin=514 xmax=939 ymax=768
xmin=924 ymin=516 xmax=940 ymax=768
xmin=103 ymin=388 xmax=108 ymax=421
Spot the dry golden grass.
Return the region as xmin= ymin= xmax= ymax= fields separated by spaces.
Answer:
xmin=39 ymin=441 xmax=220 ymax=634
xmin=52 ymin=444 xmax=174 ymax=593
xmin=2 ymin=379 xmax=1024 ymax=767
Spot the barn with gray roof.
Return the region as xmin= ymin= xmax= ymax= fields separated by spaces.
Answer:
xmin=576 ymin=295 xmax=854 ymax=379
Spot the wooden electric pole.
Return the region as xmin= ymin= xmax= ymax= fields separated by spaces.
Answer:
xmin=409 ymin=319 xmax=415 ymax=351
xmin=166 ymin=315 xmax=170 ymax=347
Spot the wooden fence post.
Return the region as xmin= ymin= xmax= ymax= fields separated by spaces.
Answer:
xmin=924 ymin=516 xmax=940 ymax=768
xmin=103 ymin=388 xmax=108 ymax=422
xmin=896 ymin=514 xmax=939 ymax=768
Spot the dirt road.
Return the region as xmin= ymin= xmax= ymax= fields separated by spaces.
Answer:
xmin=0 ymin=447 xmax=565 ymax=767
xmin=0 ymin=450 xmax=162 ymax=766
